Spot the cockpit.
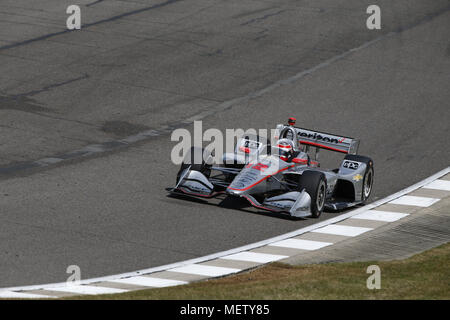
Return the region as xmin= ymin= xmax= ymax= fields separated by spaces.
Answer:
xmin=274 ymin=124 xmax=317 ymax=166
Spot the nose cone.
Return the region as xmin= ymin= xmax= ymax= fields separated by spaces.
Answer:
xmin=226 ymin=187 xmax=244 ymax=196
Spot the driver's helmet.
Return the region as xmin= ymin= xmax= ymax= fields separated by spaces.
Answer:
xmin=276 ymin=138 xmax=295 ymax=161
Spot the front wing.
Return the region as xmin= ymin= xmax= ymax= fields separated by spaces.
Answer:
xmin=171 ymin=169 xmax=313 ymax=218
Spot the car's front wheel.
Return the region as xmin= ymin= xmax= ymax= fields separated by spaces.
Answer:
xmin=297 ymin=171 xmax=327 ymax=218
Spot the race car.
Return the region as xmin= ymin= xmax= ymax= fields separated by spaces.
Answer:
xmin=170 ymin=118 xmax=374 ymax=218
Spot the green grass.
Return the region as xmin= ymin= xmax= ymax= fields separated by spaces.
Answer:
xmin=71 ymin=243 xmax=450 ymax=300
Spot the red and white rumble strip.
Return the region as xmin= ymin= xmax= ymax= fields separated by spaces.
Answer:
xmin=1 ymin=167 xmax=449 ymax=298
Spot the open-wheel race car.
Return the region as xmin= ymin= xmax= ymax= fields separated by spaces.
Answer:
xmin=170 ymin=118 xmax=374 ymax=218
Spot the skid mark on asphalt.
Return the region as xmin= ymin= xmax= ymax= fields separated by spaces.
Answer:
xmin=0 ymin=0 xmax=183 ymax=52
xmin=232 ymin=6 xmax=280 ymax=20
xmin=86 ymin=0 xmax=105 ymax=7
xmin=0 ymin=94 xmax=55 ymax=114
xmin=101 ymin=120 xmax=151 ymax=138
xmin=12 ymin=74 xmax=90 ymax=99
xmin=240 ymin=9 xmax=287 ymax=26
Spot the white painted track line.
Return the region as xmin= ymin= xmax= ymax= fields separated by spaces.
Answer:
xmin=0 ymin=291 xmax=54 ymax=299
xmin=221 ymin=251 xmax=288 ymax=263
xmin=269 ymin=238 xmax=333 ymax=251
xmin=423 ymin=179 xmax=450 ymax=191
xmin=352 ymin=210 xmax=409 ymax=222
xmin=45 ymin=285 xmax=127 ymax=295
xmin=169 ymin=264 xmax=241 ymax=277
xmin=312 ymin=225 xmax=373 ymax=237
xmin=109 ymin=276 xmax=187 ymax=288
xmin=390 ymin=195 xmax=440 ymax=207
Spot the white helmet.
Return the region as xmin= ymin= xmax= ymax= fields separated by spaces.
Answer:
xmin=276 ymin=138 xmax=295 ymax=161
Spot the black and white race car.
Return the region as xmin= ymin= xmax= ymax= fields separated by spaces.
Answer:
xmin=170 ymin=118 xmax=374 ymax=218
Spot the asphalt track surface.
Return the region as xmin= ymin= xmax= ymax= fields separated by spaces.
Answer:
xmin=0 ymin=0 xmax=449 ymax=287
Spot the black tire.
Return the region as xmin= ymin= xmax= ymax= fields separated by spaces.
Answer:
xmin=176 ymin=147 xmax=211 ymax=184
xmin=297 ymin=171 xmax=327 ymax=218
xmin=344 ymin=154 xmax=374 ymax=203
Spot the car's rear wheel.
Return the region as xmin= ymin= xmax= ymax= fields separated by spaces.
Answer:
xmin=297 ymin=171 xmax=327 ymax=218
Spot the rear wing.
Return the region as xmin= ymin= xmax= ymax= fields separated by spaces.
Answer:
xmin=276 ymin=125 xmax=360 ymax=154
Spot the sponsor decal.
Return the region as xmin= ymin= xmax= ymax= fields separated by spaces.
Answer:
xmin=343 ymin=160 xmax=360 ymax=170
xmin=297 ymin=130 xmax=345 ymax=145
xmin=265 ymin=201 xmax=290 ymax=209
xmin=182 ymin=178 xmax=212 ymax=193
xmin=182 ymin=184 xmax=210 ymax=193
xmin=353 ymin=174 xmax=363 ymax=182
